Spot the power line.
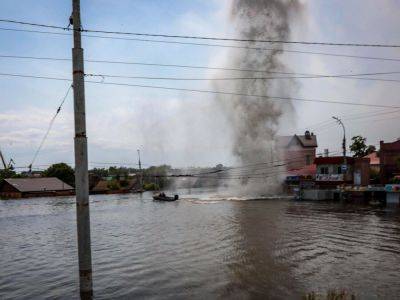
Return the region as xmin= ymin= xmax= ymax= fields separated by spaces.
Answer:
xmin=310 ymin=109 xmax=400 ymax=134
xmin=303 ymin=107 xmax=394 ymax=131
xmin=4 ymin=54 xmax=400 ymax=83
xmin=29 ymin=84 xmax=73 ymax=170
xmin=0 ymin=72 xmax=70 ymax=82
xmin=2 ymin=27 xmax=400 ymax=63
xmin=194 ymin=150 xmax=343 ymax=176
xmin=87 ymin=80 xmax=400 ymax=109
xmin=0 ymin=71 xmax=399 ymax=108
xmin=84 ymin=71 xmax=400 ymax=83
xmin=1 ymin=18 xmax=400 ymax=48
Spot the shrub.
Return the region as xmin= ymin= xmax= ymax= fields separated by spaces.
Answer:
xmin=143 ymin=182 xmax=159 ymax=191
xmin=107 ymin=180 xmax=120 ymax=190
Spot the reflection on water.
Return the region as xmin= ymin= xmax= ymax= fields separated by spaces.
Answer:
xmin=0 ymin=189 xmax=399 ymax=299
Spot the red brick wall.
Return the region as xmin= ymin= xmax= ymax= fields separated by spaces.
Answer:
xmin=380 ymin=140 xmax=400 ymax=184
xmin=354 ymin=158 xmax=370 ymax=186
xmin=284 ymin=148 xmax=316 ymax=170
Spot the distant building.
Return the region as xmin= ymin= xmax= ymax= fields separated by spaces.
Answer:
xmin=277 ymin=131 xmax=318 ymax=170
xmin=380 ymin=139 xmax=400 ymax=184
xmin=314 ymin=156 xmax=370 ymax=186
xmin=20 ymin=170 xmax=43 ymax=178
xmin=364 ymin=152 xmax=380 ymax=173
xmin=0 ymin=177 xmax=74 ymax=198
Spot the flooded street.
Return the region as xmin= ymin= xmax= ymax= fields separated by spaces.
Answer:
xmin=1 ymin=189 xmax=400 ymax=299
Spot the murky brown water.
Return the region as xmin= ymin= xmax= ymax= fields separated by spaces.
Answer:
xmin=1 ymin=188 xmax=400 ymax=299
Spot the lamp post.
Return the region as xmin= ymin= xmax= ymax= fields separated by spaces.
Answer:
xmin=332 ymin=116 xmax=347 ymax=180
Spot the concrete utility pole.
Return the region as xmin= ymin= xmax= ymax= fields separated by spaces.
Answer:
xmin=332 ymin=116 xmax=347 ymax=178
xmin=72 ymin=0 xmax=93 ymax=298
xmin=0 ymin=148 xmax=7 ymax=169
xmin=137 ymin=149 xmax=143 ymax=189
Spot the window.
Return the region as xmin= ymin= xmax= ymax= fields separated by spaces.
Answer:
xmin=306 ymin=155 xmax=311 ymax=165
xmin=320 ymin=167 xmax=329 ymax=174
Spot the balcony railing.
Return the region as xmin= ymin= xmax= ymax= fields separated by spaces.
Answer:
xmin=316 ymin=174 xmax=344 ymax=181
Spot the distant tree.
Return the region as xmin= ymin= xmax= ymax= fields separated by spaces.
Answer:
xmin=350 ymin=135 xmax=376 ymax=158
xmin=143 ymin=165 xmax=172 ymax=189
xmin=143 ymin=182 xmax=159 ymax=191
xmin=108 ymin=166 xmax=129 ymax=177
xmin=366 ymin=145 xmax=376 ymax=154
xmin=89 ymin=168 xmax=109 ymax=178
xmin=0 ymin=169 xmax=16 ymax=181
xmin=43 ymin=163 xmax=75 ymax=187
xmin=107 ymin=180 xmax=120 ymax=190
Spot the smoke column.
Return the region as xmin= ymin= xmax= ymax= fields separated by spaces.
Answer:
xmin=214 ymin=0 xmax=303 ymax=195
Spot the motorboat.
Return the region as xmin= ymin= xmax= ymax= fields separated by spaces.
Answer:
xmin=153 ymin=193 xmax=179 ymax=201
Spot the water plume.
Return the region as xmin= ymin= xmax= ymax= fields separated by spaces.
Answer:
xmin=214 ymin=0 xmax=303 ymax=195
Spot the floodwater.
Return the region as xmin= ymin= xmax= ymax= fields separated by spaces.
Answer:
xmin=1 ymin=188 xmax=400 ymax=299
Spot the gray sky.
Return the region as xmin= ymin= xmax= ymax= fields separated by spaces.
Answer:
xmin=0 ymin=0 xmax=400 ymax=170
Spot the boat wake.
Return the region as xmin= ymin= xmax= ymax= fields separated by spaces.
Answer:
xmin=183 ymin=195 xmax=293 ymax=204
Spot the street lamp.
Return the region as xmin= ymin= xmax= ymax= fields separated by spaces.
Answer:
xmin=332 ymin=116 xmax=347 ymax=179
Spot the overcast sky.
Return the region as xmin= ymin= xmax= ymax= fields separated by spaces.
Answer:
xmin=1 ymin=0 xmax=400 ymax=170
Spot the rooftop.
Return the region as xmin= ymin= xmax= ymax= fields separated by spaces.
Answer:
xmin=277 ymin=131 xmax=318 ymax=148
xmin=364 ymin=152 xmax=380 ymax=165
xmin=2 ymin=177 xmax=74 ymax=192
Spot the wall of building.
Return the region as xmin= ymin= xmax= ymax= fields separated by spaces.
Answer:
xmin=0 ymin=182 xmax=21 ymax=198
xmin=354 ymin=158 xmax=370 ymax=186
xmin=316 ymin=163 xmax=352 ymax=182
xmin=0 ymin=191 xmax=22 ymax=198
xmin=380 ymin=140 xmax=400 ymax=184
xmin=284 ymin=148 xmax=316 ymax=170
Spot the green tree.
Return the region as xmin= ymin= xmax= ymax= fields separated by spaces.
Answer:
xmin=43 ymin=163 xmax=75 ymax=187
xmin=350 ymin=135 xmax=376 ymax=158
xmin=0 ymin=169 xmax=16 ymax=181
xmin=143 ymin=165 xmax=172 ymax=189
xmin=143 ymin=182 xmax=159 ymax=191
xmin=89 ymin=167 xmax=109 ymax=178
xmin=107 ymin=180 xmax=121 ymax=190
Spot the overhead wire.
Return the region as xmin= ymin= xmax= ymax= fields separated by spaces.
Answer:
xmin=84 ymin=71 xmax=400 ymax=83
xmin=302 ymin=108 xmax=400 ymax=133
xmin=4 ymin=54 xmax=400 ymax=84
xmin=86 ymin=80 xmax=400 ymax=109
xmin=0 ymin=72 xmax=399 ymax=109
xmin=2 ymin=27 xmax=400 ymax=63
xmin=1 ymin=19 xmax=400 ymax=48
xmin=29 ymin=84 xmax=73 ymax=170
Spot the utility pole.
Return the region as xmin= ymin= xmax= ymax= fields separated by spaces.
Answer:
xmin=137 ymin=149 xmax=143 ymax=190
xmin=0 ymin=148 xmax=7 ymax=170
xmin=332 ymin=116 xmax=347 ymax=179
xmin=72 ymin=0 xmax=93 ymax=298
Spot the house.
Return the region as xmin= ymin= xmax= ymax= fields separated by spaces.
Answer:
xmin=379 ymin=139 xmax=400 ymax=184
xmin=91 ymin=180 xmax=110 ymax=194
xmin=314 ymin=156 xmax=370 ymax=186
xmin=0 ymin=177 xmax=74 ymax=198
xmin=277 ymin=130 xmax=318 ymax=170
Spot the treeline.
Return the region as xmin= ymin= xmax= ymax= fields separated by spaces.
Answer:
xmin=90 ymin=164 xmax=173 ymax=190
xmin=1 ymin=163 xmax=228 ymax=191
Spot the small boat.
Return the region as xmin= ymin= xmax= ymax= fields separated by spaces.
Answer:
xmin=153 ymin=193 xmax=179 ymax=201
